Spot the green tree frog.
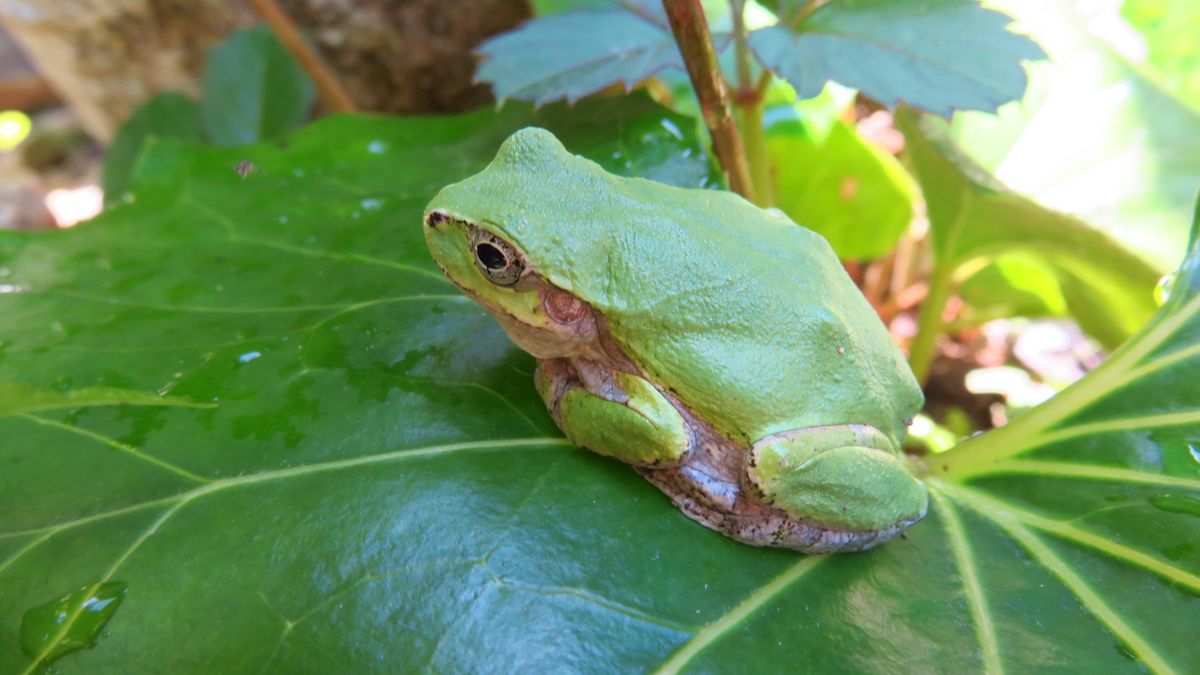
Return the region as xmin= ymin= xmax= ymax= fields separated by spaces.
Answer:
xmin=423 ymin=128 xmax=927 ymax=553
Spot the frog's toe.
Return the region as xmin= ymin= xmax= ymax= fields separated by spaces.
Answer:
xmin=747 ymin=442 xmax=928 ymax=533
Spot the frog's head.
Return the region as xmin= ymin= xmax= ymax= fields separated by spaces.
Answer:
xmin=423 ymin=128 xmax=602 ymax=358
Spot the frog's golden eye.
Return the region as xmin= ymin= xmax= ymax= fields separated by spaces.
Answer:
xmin=470 ymin=228 xmax=524 ymax=287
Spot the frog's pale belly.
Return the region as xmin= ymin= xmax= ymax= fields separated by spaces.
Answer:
xmin=535 ymin=354 xmax=917 ymax=554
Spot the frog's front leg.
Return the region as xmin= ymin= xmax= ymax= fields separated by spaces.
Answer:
xmin=745 ymin=425 xmax=927 ymax=533
xmin=535 ymin=359 xmax=691 ymax=466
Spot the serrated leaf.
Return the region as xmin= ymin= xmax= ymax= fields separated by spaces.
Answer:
xmin=897 ymin=108 xmax=1160 ymax=348
xmin=201 ymin=25 xmax=315 ymax=146
xmin=3 ymin=95 xmax=1198 ymax=672
xmin=102 ymin=93 xmax=206 ymax=205
xmin=768 ymin=120 xmax=916 ymax=259
xmin=952 ymin=0 xmax=1200 ymax=271
xmin=749 ymin=0 xmax=1045 ymax=116
xmin=476 ymin=4 xmax=680 ymax=105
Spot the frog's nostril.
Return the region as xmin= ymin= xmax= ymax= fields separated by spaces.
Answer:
xmin=426 ymin=211 xmax=448 ymax=228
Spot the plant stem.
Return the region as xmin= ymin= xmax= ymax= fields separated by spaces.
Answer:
xmin=662 ymin=0 xmax=755 ymax=202
xmin=247 ymin=0 xmax=357 ymax=113
xmin=730 ymin=0 xmax=752 ymax=91
xmin=729 ymin=0 xmax=773 ymax=206
xmin=788 ymin=0 xmax=825 ymax=28
xmin=739 ymin=96 xmax=773 ymax=206
xmin=908 ymin=257 xmax=954 ymax=384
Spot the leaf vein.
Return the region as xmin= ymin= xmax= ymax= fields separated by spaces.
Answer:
xmin=932 ymin=480 xmax=1200 ymax=594
xmin=18 ymin=413 xmax=212 ymax=484
xmin=930 ymin=489 xmax=1002 ymax=674
xmin=654 ymin=555 xmax=827 ymax=673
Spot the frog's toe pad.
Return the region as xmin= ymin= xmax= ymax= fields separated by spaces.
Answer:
xmin=747 ymin=443 xmax=928 ymax=533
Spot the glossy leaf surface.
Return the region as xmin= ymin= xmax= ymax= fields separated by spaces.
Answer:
xmin=749 ymin=0 xmax=1044 ymax=116
xmin=2 ymin=97 xmax=1198 ymax=673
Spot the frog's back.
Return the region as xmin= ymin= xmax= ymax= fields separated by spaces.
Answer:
xmin=449 ymin=128 xmax=923 ymax=445
xmin=595 ymin=184 xmax=921 ymax=445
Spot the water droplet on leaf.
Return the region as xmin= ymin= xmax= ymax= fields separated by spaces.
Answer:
xmin=20 ymin=581 xmax=128 ymax=665
xmin=659 ymin=118 xmax=684 ymax=141
xmin=1154 ymin=273 xmax=1176 ymax=305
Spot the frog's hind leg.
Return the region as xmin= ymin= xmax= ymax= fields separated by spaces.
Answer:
xmin=535 ymin=360 xmax=691 ymax=467
xmin=745 ymin=424 xmax=927 ymax=538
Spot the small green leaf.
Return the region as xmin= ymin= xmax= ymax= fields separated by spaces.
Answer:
xmin=102 ymin=93 xmax=206 ymax=205
xmin=749 ymin=0 xmax=1045 ymax=116
xmin=768 ymin=121 xmax=915 ymax=259
xmin=897 ymin=108 xmax=1160 ymax=348
xmin=20 ymin=582 xmax=128 ymax=666
xmin=201 ymin=24 xmax=315 ymax=146
xmin=476 ymin=3 xmax=682 ymax=105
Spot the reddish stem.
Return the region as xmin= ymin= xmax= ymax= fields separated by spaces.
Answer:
xmin=661 ymin=0 xmax=755 ymax=202
xmin=247 ymin=0 xmax=357 ymax=113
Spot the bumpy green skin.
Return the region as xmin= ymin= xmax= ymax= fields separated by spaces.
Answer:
xmin=424 ymin=128 xmax=928 ymax=544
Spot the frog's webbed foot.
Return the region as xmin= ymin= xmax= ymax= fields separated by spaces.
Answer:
xmin=745 ymin=424 xmax=928 ymax=539
xmin=535 ymin=359 xmax=691 ymax=467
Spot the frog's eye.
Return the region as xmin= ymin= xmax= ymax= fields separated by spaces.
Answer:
xmin=471 ymin=230 xmax=524 ymax=287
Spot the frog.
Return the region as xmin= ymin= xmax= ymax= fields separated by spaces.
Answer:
xmin=423 ymin=127 xmax=928 ymax=553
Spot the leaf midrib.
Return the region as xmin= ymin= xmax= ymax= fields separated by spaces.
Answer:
xmin=6 ymin=437 xmax=573 ymax=672
xmin=0 ymin=438 xmax=569 ymax=555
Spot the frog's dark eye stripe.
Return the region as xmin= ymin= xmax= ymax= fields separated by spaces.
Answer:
xmin=469 ymin=227 xmax=524 ymax=287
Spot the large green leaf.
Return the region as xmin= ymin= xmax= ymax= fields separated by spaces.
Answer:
xmin=2 ymin=98 xmax=1198 ymax=672
xmin=952 ymin=0 xmax=1200 ymax=271
xmin=898 ymin=108 xmax=1161 ymax=348
xmin=748 ymin=0 xmax=1045 ymax=116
